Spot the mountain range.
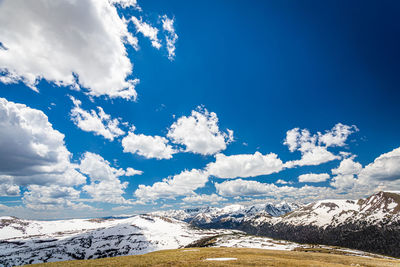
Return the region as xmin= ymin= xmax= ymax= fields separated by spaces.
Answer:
xmin=173 ymin=191 xmax=400 ymax=257
xmin=152 ymin=201 xmax=301 ymax=225
xmin=0 ymin=191 xmax=399 ymax=266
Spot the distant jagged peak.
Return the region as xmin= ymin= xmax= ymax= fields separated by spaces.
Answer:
xmin=150 ymin=201 xmax=301 ymax=227
xmin=151 ymin=191 xmax=399 ymax=229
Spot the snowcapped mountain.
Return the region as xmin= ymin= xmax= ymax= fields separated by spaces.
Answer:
xmin=0 ymin=201 xmax=301 ymax=266
xmin=1 ymin=192 xmax=399 ymax=265
xmin=152 ymin=201 xmax=301 ymax=226
xmin=3 ymin=213 xmax=384 ymax=267
xmin=234 ymin=191 xmax=400 ymax=257
xmin=155 ymin=191 xmax=400 ymax=257
xmin=248 ymin=191 xmax=400 ymax=228
xmin=0 ymin=214 xmax=233 ymax=266
xmin=1 ymin=214 xmax=393 ymax=267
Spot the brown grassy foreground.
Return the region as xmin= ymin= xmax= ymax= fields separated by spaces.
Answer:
xmin=28 ymin=247 xmax=400 ymax=267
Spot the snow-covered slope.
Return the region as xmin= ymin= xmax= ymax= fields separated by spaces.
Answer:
xmin=237 ymin=191 xmax=400 ymax=257
xmin=250 ymin=191 xmax=400 ymax=228
xmin=1 ymin=192 xmax=398 ymax=265
xmin=3 ymin=213 xmax=387 ymax=267
xmin=152 ymin=192 xmax=400 ymax=233
xmin=0 ymin=201 xmax=300 ymax=266
xmin=0 ymin=214 xmax=232 ymax=266
xmin=0 ymin=216 xmax=132 ymax=240
xmin=155 ymin=191 xmax=400 ymax=257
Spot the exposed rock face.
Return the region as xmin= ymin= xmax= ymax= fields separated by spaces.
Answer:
xmin=189 ymin=191 xmax=400 ymax=257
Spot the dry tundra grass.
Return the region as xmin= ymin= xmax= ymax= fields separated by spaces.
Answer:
xmin=27 ymin=247 xmax=400 ymax=267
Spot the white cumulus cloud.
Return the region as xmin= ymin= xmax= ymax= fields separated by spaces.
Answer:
xmin=0 ymin=98 xmax=85 ymax=187
xmin=79 ymin=152 xmax=137 ymax=204
xmin=285 ymin=146 xmax=340 ymax=167
xmin=298 ymin=173 xmax=330 ymax=183
xmin=161 ymin=15 xmax=178 ymax=60
xmin=276 ymin=179 xmax=290 ymax=185
xmin=122 ymin=128 xmax=176 ymax=159
xmin=215 ymin=179 xmax=339 ymax=203
xmin=206 ymin=152 xmax=283 ymax=179
xmin=358 ymin=147 xmax=400 ymax=183
xmin=0 ymin=0 xmax=142 ymax=100
xmin=328 ymin=147 xmax=400 ymax=193
xmin=134 ymin=169 xmax=208 ymax=201
xmin=70 ymin=96 xmax=125 ymax=141
xmin=125 ymin=167 xmax=143 ymax=176
xmin=109 ymin=0 xmax=140 ymax=9
xmin=0 ymin=176 xmax=20 ymax=196
xmin=318 ymin=123 xmax=358 ymax=147
xmin=332 ymin=157 xmax=362 ymax=176
xmin=23 ymin=185 xmax=91 ymax=211
xmin=283 ymin=123 xmax=356 ymax=167
xmin=167 ymin=107 xmax=234 ymax=155
xmin=130 ymin=16 xmax=162 ymax=49
xmin=182 ymin=193 xmax=227 ymax=204
xmin=215 ymin=179 xmax=278 ymax=197
xmin=330 ymin=174 xmax=358 ymax=190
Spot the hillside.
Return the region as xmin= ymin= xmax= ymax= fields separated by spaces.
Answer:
xmin=0 ymin=215 xmax=233 ymax=266
xmin=26 ymin=247 xmax=400 ymax=267
xmin=1 ymin=191 xmax=399 ymax=266
xmin=1 ymin=215 xmax=392 ymax=266
xmin=189 ymin=191 xmax=400 ymax=257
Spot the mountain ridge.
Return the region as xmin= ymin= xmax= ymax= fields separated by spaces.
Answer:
xmin=1 ymin=191 xmax=399 ymax=266
xmin=180 ymin=191 xmax=400 ymax=257
xmin=151 ymin=201 xmax=301 ymax=226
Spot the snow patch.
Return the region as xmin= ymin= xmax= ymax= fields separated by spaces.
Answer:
xmin=388 ymin=202 xmax=397 ymax=210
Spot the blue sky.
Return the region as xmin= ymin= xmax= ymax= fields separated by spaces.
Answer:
xmin=0 ymin=0 xmax=399 ymax=219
